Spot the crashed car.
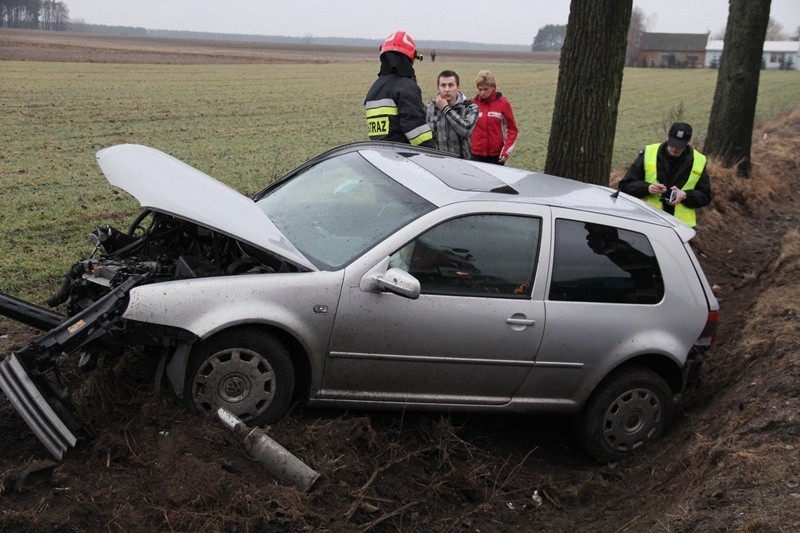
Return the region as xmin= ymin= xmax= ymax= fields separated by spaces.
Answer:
xmin=0 ymin=141 xmax=718 ymax=462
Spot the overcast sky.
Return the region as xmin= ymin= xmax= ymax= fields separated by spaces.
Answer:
xmin=64 ymin=0 xmax=800 ymax=46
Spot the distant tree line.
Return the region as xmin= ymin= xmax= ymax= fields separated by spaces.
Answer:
xmin=531 ymin=6 xmax=649 ymax=65
xmin=531 ymin=24 xmax=566 ymax=52
xmin=0 ymin=0 xmax=69 ymax=31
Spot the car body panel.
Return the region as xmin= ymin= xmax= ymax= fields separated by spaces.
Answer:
xmin=122 ymin=270 xmax=346 ymax=391
xmin=514 ymin=207 xmax=710 ymax=406
xmin=96 ymin=144 xmax=316 ymax=271
xmin=322 ymin=201 xmax=551 ymax=405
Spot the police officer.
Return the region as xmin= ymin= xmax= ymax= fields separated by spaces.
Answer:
xmin=618 ymin=122 xmax=712 ymax=227
xmin=364 ymin=31 xmax=435 ymax=148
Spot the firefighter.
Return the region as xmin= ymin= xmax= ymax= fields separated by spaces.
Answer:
xmin=364 ymin=31 xmax=435 ymax=148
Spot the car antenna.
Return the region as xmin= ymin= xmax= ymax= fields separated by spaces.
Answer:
xmin=610 ymin=189 xmax=620 ymax=199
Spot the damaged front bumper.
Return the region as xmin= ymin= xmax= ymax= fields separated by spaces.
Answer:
xmin=0 ymin=274 xmax=146 ymax=459
xmin=0 ymin=353 xmax=81 ymax=459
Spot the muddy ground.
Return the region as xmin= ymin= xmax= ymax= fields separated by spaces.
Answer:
xmin=1 ymin=30 xmax=799 ymax=531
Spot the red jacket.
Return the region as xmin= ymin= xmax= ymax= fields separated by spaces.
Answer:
xmin=470 ymin=90 xmax=518 ymax=158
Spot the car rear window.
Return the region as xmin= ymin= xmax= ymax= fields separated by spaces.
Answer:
xmin=549 ymin=219 xmax=664 ymax=304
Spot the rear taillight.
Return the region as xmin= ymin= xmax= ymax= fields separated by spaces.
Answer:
xmin=695 ymin=309 xmax=719 ymax=348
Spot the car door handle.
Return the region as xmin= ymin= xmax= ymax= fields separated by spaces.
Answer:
xmin=506 ymin=317 xmax=536 ymax=326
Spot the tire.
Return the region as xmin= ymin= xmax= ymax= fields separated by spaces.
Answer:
xmin=574 ymin=366 xmax=673 ymax=462
xmin=183 ymin=328 xmax=294 ymax=427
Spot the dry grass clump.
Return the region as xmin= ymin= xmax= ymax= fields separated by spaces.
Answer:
xmin=711 ymin=108 xmax=800 ymax=211
xmin=726 ymin=110 xmax=800 ymax=357
xmin=738 ymin=228 xmax=800 ymax=357
xmin=754 ymin=107 xmax=800 ymax=175
xmin=700 ymin=158 xmax=782 ymax=231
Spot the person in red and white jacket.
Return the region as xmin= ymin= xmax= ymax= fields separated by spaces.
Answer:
xmin=470 ymin=70 xmax=518 ymax=165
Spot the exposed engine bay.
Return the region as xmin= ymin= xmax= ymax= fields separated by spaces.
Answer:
xmin=50 ymin=209 xmax=293 ymax=317
xmin=0 ymin=209 xmax=295 ymax=460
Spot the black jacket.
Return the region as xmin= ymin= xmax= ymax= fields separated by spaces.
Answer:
xmin=364 ymin=52 xmax=435 ymax=148
xmin=618 ymin=142 xmax=712 ymax=215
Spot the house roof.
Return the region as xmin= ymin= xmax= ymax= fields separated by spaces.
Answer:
xmin=640 ymin=32 xmax=709 ymax=52
xmin=762 ymin=41 xmax=800 ymax=53
xmin=706 ymin=40 xmax=800 ymax=53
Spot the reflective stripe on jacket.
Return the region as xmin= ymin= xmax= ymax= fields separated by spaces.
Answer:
xmin=364 ymin=74 xmax=434 ymax=147
xmin=642 ymin=143 xmax=707 ymax=227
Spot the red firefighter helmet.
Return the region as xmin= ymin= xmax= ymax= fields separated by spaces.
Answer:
xmin=380 ymin=30 xmax=423 ymax=62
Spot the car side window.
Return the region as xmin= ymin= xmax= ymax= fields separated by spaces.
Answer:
xmin=390 ymin=214 xmax=540 ymax=298
xmin=549 ymin=219 xmax=664 ymax=304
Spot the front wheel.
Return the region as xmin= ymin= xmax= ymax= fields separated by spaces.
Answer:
xmin=574 ymin=366 xmax=673 ymax=462
xmin=183 ymin=328 xmax=295 ymax=426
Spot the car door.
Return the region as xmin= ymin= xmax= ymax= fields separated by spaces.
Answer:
xmin=321 ymin=212 xmax=546 ymax=405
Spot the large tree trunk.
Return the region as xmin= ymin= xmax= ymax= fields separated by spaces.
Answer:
xmin=545 ymin=0 xmax=632 ymax=185
xmin=704 ymin=0 xmax=771 ymax=177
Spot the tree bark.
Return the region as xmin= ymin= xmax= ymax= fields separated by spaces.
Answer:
xmin=704 ymin=0 xmax=771 ymax=177
xmin=545 ymin=0 xmax=632 ymax=185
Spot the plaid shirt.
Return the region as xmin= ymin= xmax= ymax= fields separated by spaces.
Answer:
xmin=425 ymin=91 xmax=479 ymax=159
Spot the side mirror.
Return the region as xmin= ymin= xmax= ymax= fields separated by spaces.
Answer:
xmin=371 ymin=268 xmax=420 ymax=299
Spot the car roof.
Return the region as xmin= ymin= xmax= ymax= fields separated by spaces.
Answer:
xmin=316 ymin=142 xmax=689 ymax=235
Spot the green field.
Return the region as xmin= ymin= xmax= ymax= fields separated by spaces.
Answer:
xmin=1 ymin=60 xmax=799 ymax=299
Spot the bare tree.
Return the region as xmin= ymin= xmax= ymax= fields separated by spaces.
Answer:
xmin=41 ymin=0 xmax=56 ymax=30
xmin=52 ymin=0 xmax=68 ymax=31
xmin=1 ymin=0 xmax=67 ymax=30
xmin=1 ymin=0 xmax=42 ymax=28
xmin=765 ymin=17 xmax=787 ymax=40
xmin=625 ymin=6 xmax=649 ymax=66
xmin=704 ymin=0 xmax=771 ymax=177
xmin=545 ymin=0 xmax=633 ymax=185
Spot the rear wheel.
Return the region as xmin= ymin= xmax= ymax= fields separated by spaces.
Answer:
xmin=183 ymin=328 xmax=294 ymax=426
xmin=574 ymin=366 xmax=673 ymax=462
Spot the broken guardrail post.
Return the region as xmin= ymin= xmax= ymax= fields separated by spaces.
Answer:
xmin=216 ymin=408 xmax=319 ymax=492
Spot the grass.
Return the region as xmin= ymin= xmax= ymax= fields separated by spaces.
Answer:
xmin=0 ymin=60 xmax=799 ymax=300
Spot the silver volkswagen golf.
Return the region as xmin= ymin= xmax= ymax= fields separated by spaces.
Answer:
xmin=0 ymin=142 xmax=718 ymax=462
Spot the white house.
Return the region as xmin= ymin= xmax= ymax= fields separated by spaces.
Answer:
xmin=705 ymin=40 xmax=723 ymax=67
xmin=706 ymin=39 xmax=800 ymax=70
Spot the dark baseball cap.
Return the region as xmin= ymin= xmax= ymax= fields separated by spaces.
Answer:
xmin=667 ymin=122 xmax=692 ymax=149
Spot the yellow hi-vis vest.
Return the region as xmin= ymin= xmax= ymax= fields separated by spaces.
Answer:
xmin=642 ymin=143 xmax=706 ymax=227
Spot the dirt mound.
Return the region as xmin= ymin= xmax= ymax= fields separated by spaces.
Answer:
xmin=2 ymin=115 xmax=799 ymax=531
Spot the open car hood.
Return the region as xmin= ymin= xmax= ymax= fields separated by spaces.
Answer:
xmin=95 ymin=144 xmax=316 ymax=271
